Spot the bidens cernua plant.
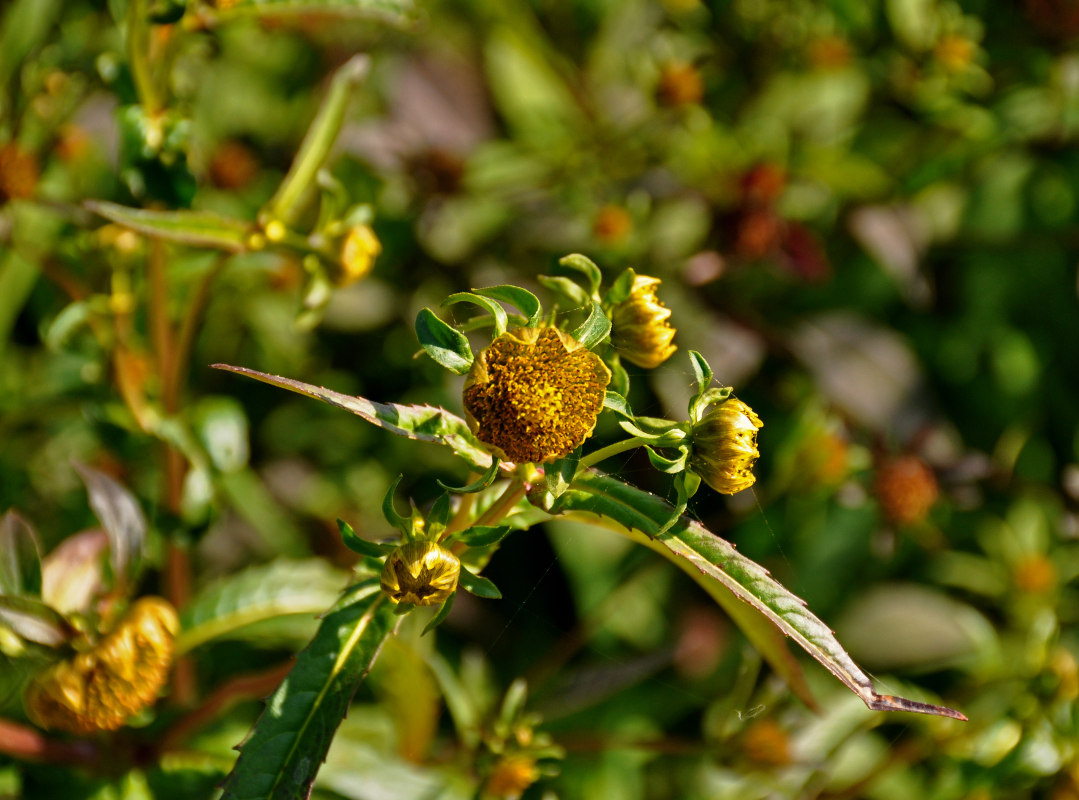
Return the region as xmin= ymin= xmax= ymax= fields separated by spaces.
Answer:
xmin=213 ymin=253 xmax=965 ymax=798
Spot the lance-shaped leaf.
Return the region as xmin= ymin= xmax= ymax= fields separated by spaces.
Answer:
xmin=0 ymin=596 xmax=69 ymax=647
xmin=177 ymin=559 xmax=349 ymax=655
xmin=204 ymin=0 xmax=417 ymax=26
xmin=556 ymin=470 xmax=967 ymax=721
xmin=213 ymin=365 xmax=493 ymax=471
xmin=0 ymin=511 xmax=42 ymax=598
xmin=473 ymin=285 xmax=542 ymax=327
xmin=415 ymin=308 xmax=474 ymax=375
xmin=572 ymin=301 xmax=611 ymax=350
xmin=85 ymin=201 xmax=251 ymax=252
xmin=336 ymin=519 xmax=394 ymax=559
xmin=73 ymin=461 xmax=145 ymax=587
xmin=443 ymin=292 xmax=509 ymax=337
xmin=220 ymin=580 xmax=398 ymax=800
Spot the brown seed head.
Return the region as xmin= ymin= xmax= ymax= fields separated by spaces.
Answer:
xmin=463 ymin=327 xmax=611 ymax=464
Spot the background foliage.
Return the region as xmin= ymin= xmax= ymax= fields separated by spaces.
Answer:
xmin=2 ymin=0 xmax=1079 ymax=797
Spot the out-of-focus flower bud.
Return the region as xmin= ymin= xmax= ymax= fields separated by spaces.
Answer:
xmin=656 ymin=61 xmax=703 ymax=107
xmin=336 ymin=224 xmax=382 ymax=286
xmin=610 ymin=275 xmax=677 ymax=369
xmin=380 ymin=541 xmax=461 ymax=606
xmin=0 ymin=143 xmax=39 ymax=203
xmin=593 ymin=205 xmax=633 ymax=245
xmin=689 ymin=398 xmax=763 ymax=495
xmin=741 ymin=718 xmax=791 ymax=766
xmin=874 ymin=455 xmax=938 ymax=526
xmin=486 ymin=754 xmax=540 ymax=799
xmin=24 ymin=597 xmax=179 ymax=735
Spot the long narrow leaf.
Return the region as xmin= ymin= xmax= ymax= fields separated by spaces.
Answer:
xmin=86 ymin=201 xmax=251 ymax=252
xmin=220 ymin=580 xmax=399 ymax=800
xmin=213 ymin=365 xmax=494 ymax=470
xmin=558 ymin=470 xmax=966 ymax=721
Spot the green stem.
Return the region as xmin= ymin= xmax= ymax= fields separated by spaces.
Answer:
xmin=576 ymin=436 xmax=652 ymax=473
xmin=473 ymin=479 xmax=527 ymax=528
xmin=265 ymin=55 xmax=370 ymax=227
xmin=126 ymin=0 xmax=160 ymax=114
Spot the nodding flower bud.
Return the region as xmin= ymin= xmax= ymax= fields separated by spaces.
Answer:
xmin=609 ymin=275 xmax=677 ymax=369
xmin=24 ymin=597 xmax=179 ymax=735
xmin=689 ymin=398 xmax=763 ymax=495
xmin=380 ymin=541 xmax=461 ymax=606
xmin=336 ymin=224 xmax=381 ymax=286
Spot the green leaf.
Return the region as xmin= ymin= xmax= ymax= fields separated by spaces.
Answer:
xmin=445 ymin=525 xmax=512 ymax=548
xmin=212 ymin=365 xmax=493 ymax=471
xmin=73 ymin=461 xmax=145 ymax=587
xmin=688 ymin=350 xmax=712 ymax=394
xmin=608 ymin=357 xmax=629 ymax=397
xmin=537 ymin=275 xmax=589 ymax=307
xmin=558 ymin=253 xmax=602 ymax=296
xmin=415 ymin=308 xmax=474 ymax=375
xmin=544 ymin=449 xmax=579 ymax=503
xmin=644 ymin=446 xmax=688 ymax=474
xmin=426 ymin=493 xmax=453 ymax=535
xmin=605 ymin=268 xmax=638 ymax=306
xmin=571 ymin=301 xmax=611 ymax=350
xmin=603 ymin=391 xmax=634 ymax=419
xmin=443 ymin=292 xmax=509 ymax=337
xmin=438 ymin=459 xmax=501 ymax=494
xmin=557 ymin=470 xmax=967 ymax=721
xmin=220 ymin=580 xmax=398 ymax=800
xmin=0 ymin=596 xmax=68 ymax=647
xmin=422 ymin=592 xmax=455 ymax=636
xmin=85 ymin=200 xmax=250 ymax=252
xmin=336 ymin=519 xmax=394 ymax=559
xmin=381 ymin=475 xmax=411 ymax=537
xmin=206 ymin=0 xmax=417 ymax=25
xmin=458 ymin=566 xmax=502 ymax=599
xmin=177 ymin=559 xmax=349 ymax=654
xmin=474 ymin=285 xmax=542 ymax=326
xmin=0 ymin=511 xmax=42 ymax=598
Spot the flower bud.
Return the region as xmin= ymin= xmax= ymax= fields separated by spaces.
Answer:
xmin=24 ymin=597 xmax=179 ymax=735
xmin=609 ymin=275 xmax=677 ymax=369
xmin=380 ymin=541 xmax=461 ymax=606
xmin=689 ymin=398 xmax=763 ymax=495
xmin=486 ymin=754 xmax=540 ymax=798
xmin=336 ymin=224 xmax=381 ymax=286
xmin=874 ymin=455 xmax=938 ymax=526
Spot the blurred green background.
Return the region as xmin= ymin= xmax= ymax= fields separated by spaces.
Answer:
xmin=2 ymin=0 xmax=1079 ymax=797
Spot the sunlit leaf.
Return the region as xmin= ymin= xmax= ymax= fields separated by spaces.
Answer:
xmin=220 ymin=580 xmax=398 ymax=800
xmin=0 ymin=596 xmax=68 ymax=647
xmin=212 ymin=365 xmax=494 ymax=470
xmin=556 ymin=470 xmax=966 ymax=720
xmin=85 ymin=200 xmax=250 ymax=251
xmin=415 ymin=308 xmax=474 ymax=375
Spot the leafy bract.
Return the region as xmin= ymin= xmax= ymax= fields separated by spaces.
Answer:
xmin=73 ymin=462 xmax=146 ymax=586
xmin=0 ymin=511 xmax=42 ymax=598
xmin=220 ymin=580 xmax=398 ymax=800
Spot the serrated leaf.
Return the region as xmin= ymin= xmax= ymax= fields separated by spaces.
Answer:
xmin=336 ymin=520 xmax=394 ymax=559
xmin=73 ymin=462 xmax=145 ymax=586
xmin=458 ymin=566 xmax=501 ymax=599
xmin=0 ymin=596 xmax=68 ymax=647
xmin=0 ymin=511 xmax=42 ymax=598
xmin=474 ymin=285 xmax=542 ymax=326
xmin=86 ymin=200 xmax=251 ymax=252
xmin=443 ymin=292 xmax=509 ymax=337
xmin=212 ymin=365 xmax=493 ymax=471
xmin=557 ymin=470 xmax=967 ymax=721
xmin=177 ymin=559 xmax=349 ymax=654
xmin=415 ymin=308 xmax=474 ymax=375
xmin=571 ymin=301 xmax=611 ymax=350
xmin=220 ymin=580 xmax=398 ymax=800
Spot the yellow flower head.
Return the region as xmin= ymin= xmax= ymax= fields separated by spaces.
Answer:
xmin=337 ymin=224 xmax=381 ymax=285
xmin=486 ymin=754 xmax=540 ymax=798
xmin=24 ymin=597 xmax=179 ymax=735
xmin=463 ymin=326 xmax=611 ymax=464
xmin=610 ymin=275 xmax=677 ymax=369
xmin=689 ymin=397 xmax=763 ymax=495
xmin=380 ymin=541 xmax=461 ymax=606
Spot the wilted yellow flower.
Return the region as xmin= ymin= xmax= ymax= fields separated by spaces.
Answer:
xmin=337 ymin=224 xmax=381 ymax=285
xmin=24 ymin=597 xmax=179 ymax=735
xmin=610 ymin=275 xmax=677 ymax=369
xmin=381 ymin=541 xmax=461 ymax=606
xmin=463 ymin=327 xmax=611 ymax=464
xmin=486 ymin=754 xmax=540 ymax=798
xmin=689 ymin=398 xmax=763 ymax=494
